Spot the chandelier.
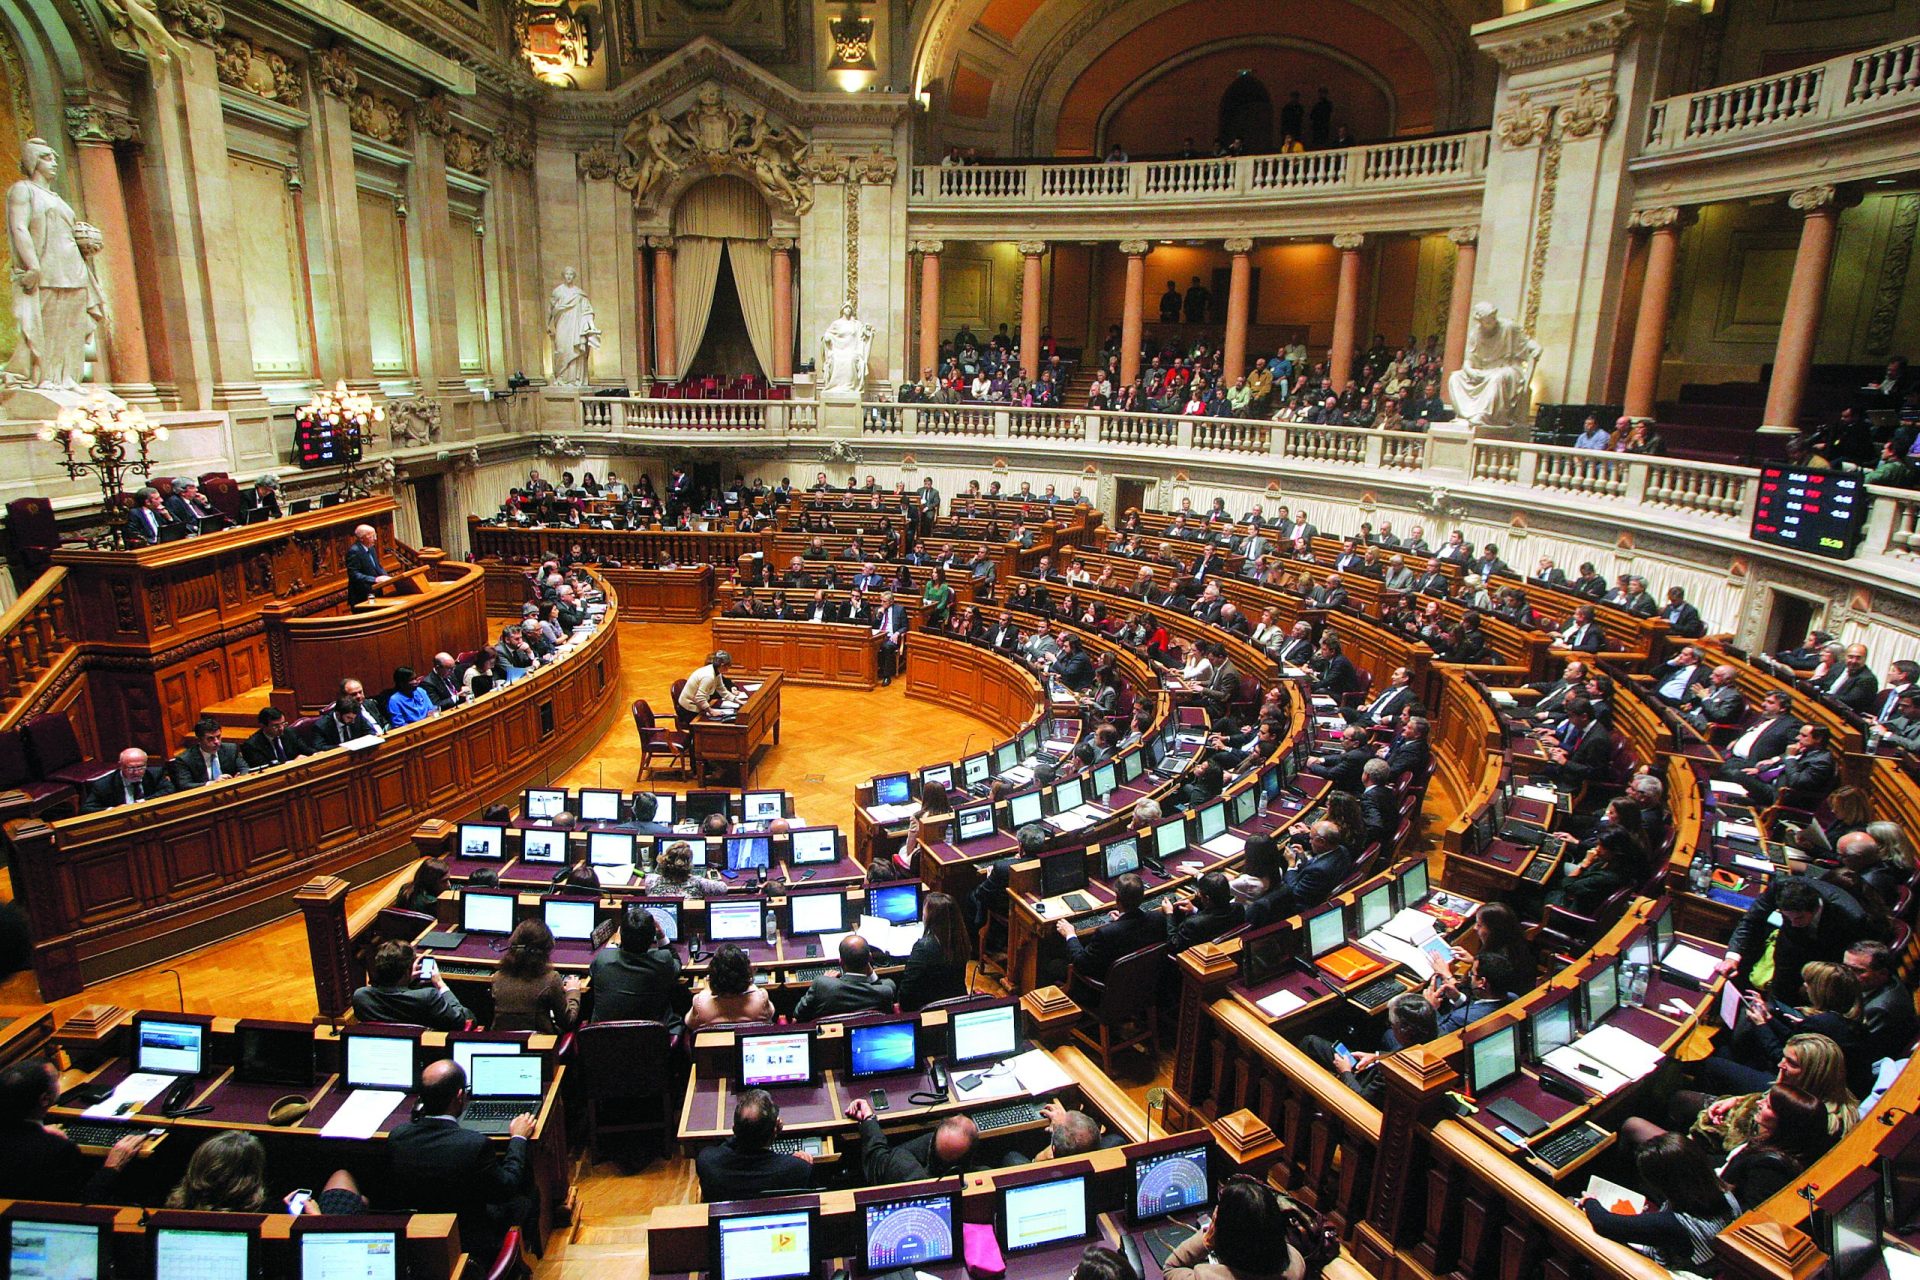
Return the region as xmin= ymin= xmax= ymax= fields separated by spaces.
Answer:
xmin=38 ymin=395 xmax=167 ymax=547
xmin=299 ymin=380 xmax=385 ymax=437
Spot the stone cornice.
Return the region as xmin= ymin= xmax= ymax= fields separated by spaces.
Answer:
xmin=1472 ymin=0 xmax=1668 ymax=72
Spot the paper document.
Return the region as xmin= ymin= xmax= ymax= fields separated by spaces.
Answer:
xmin=866 ymin=802 xmax=923 ymax=823
xmin=1719 ymin=983 xmax=1744 ymax=1029
xmin=321 ymin=1089 xmax=407 ymax=1139
xmin=342 ymin=735 xmax=382 ymax=752
xmin=1311 ymin=696 xmax=1339 ymax=711
xmin=1884 ymin=1248 xmax=1920 ymax=1280
xmin=1542 ymin=1045 xmax=1632 ymax=1096
xmin=1010 ymin=1049 xmax=1073 ymax=1096
xmin=1489 ymin=691 xmax=1517 ymax=707
xmin=1515 ymin=784 xmax=1559 ymax=804
xmin=1583 ymin=1175 xmax=1647 ymax=1215
xmin=1732 ymin=855 xmax=1774 ymax=875
xmin=952 ymin=1066 xmax=1023 ymax=1102
xmin=1720 ymin=821 xmax=1763 ymax=840
xmin=1315 ymin=716 xmax=1347 ymax=732
xmin=858 ymin=914 xmax=925 ymax=957
xmin=1356 ymin=929 xmax=1428 ymax=974
xmin=82 ymin=1071 xmax=176 ymax=1118
xmin=1662 ymin=942 xmax=1722 ymax=982
xmin=1256 ymin=988 xmax=1308 ymax=1017
xmin=1709 ymin=780 xmax=1749 ymax=797
xmin=1572 ymin=1024 xmax=1663 ymax=1078
xmin=1201 ymin=833 xmax=1247 ymax=857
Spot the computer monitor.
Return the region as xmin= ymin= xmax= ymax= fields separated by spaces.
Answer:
xmin=961 ymin=754 xmax=991 ymax=789
xmin=1356 ymin=883 xmax=1393 ymax=937
xmin=1826 ymin=1179 xmax=1885 ymax=1280
xmin=1231 ymin=787 xmax=1258 ymax=826
xmin=1119 ymin=750 xmax=1144 ymax=783
xmin=868 ymin=881 xmax=921 ymax=924
xmin=1102 ymin=836 xmax=1141 ymax=881
xmin=787 ymin=827 xmax=839 ymax=866
xmin=712 ymin=1207 xmax=814 ymax=1280
xmin=450 ymin=1037 xmax=524 ymax=1079
xmin=708 ymin=898 xmax=766 ymax=943
xmin=1049 ymin=776 xmax=1084 ymax=814
xmin=954 ymin=804 xmax=996 ymax=843
xmin=151 ymin=1216 xmax=254 ymax=1280
xmin=1149 ymin=817 xmax=1185 ymax=863
xmin=993 ymin=742 xmax=1019 ymax=774
xmin=847 ymin=1018 xmax=920 ymax=1079
xmin=1467 ymin=1025 xmax=1521 ymax=1094
xmin=457 ymin=823 xmax=505 ymax=860
xmin=1039 ymin=851 xmax=1087 ymax=897
xmin=469 ymin=1051 xmax=543 ymax=1101
xmin=523 ymin=788 xmax=568 ymax=821
xmin=1195 ymin=802 xmax=1227 ymax=843
xmin=1018 ymin=728 xmax=1041 ymax=756
xmin=577 ymin=788 xmax=624 ymax=823
xmin=636 ymin=898 xmax=682 ymax=945
xmin=685 ymin=790 xmax=731 ymax=825
xmin=1532 ymin=996 xmax=1576 ymax=1061
xmin=863 ymin=1191 xmax=958 ymax=1272
xmin=5 ymin=1213 xmax=109 ymax=1280
xmin=919 ymin=764 xmax=954 ymax=793
xmin=519 ymin=828 xmax=569 ymax=864
xmin=642 ymin=792 xmax=677 ymax=826
xmin=742 ymin=790 xmax=785 ymax=823
xmin=1007 ymin=789 xmax=1043 ymax=830
xmin=542 ymin=896 xmax=597 ymax=942
xmin=296 ymin=1226 xmax=406 ymax=1280
xmin=1582 ymin=964 xmax=1619 ymax=1028
xmin=726 ymin=835 xmax=771 ymax=872
xmin=787 ymin=891 xmax=846 ymax=937
xmin=587 ymin=832 xmax=636 ymax=873
xmin=343 ymin=1031 xmax=418 ymax=1092
xmin=1091 ymin=762 xmax=1118 ymax=799
xmin=737 ymin=1029 xmax=814 ymax=1088
xmin=235 ymin=1021 xmax=316 ymax=1087
xmin=949 ymin=1001 xmax=1018 ymax=1066
xmin=462 ymin=889 xmax=517 ymax=935
xmin=1305 ymin=907 xmax=1345 ymax=959
xmin=1654 ymin=907 xmax=1675 ymax=958
xmin=999 ymin=1174 xmax=1091 ymax=1253
xmin=134 ymin=1017 xmax=206 ymax=1076
xmin=873 ymin=772 xmax=913 ymax=807
xmin=1399 ymin=860 xmax=1430 ymax=908
xmin=1129 ymin=1141 xmax=1213 ymax=1224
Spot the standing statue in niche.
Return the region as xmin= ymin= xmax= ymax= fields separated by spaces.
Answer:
xmin=1446 ymin=302 xmax=1541 ymax=429
xmin=818 ymin=303 xmax=873 ymax=397
xmin=6 ymin=137 xmax=105 ymax=390
xmin=547 ymin=267 xmax=600 ymax=387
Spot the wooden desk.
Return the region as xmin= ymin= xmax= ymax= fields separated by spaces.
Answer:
xmin=692 ymin=671 xmax=782 ymax=786
xmin=482 ymin=559 xmax=714 ymax=623
xmin=712 ymin=617 xmax=883 ymax=689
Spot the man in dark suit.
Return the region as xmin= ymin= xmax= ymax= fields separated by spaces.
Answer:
xmin=1346 ymin=666 xmax=1414 ymax=727
xmin=0 ymin=1059 xmax=145 ymax=1202
xmin=239 ymin=476 xmax=282 ymax=522
xmin=1539 ymin=701 xmax=1613 ymax=789
xmin=169 ymin=717 xmax=249 ymax=790
xmin=1052 ymin=635 xmax=1096 ymax=691
xmin=1814 ymin=644 xmax=1880 ymax=713
xmin=1846 ymin=940 xmax=1919 ymax=1061
xmin=351 ymin=940 xmax=470 ymax=1029
xmin=311 ymin=692 xmax=386 ymax=749
xmin=1273 ymin=622 xmax=1316 ymax=668
xmin=590 ymin=905 xmax=690 ymax=1032
xmin=985 ymin=611 xmax=1021 ymax=653
xmin=1661 ymin=588 xmax=1705 ymax=639
xmin=420 ymin=653 xmax=466 ymax=711
xmin=1736 ymin=722 xmax=1839 ymax=808
xmin=696 ymin=1090 xmax=814 ymax=1201
xmin=1382 ymin=716 xmax=1432 ymax=779
xmin=1716 ymin=690 xmax=1801 ymax=778
xmin=1409 ymin=559 xmax=1450 ymax=596
xmin=872 ymin=592 xmax=910 ymax=685
xmin=81 ymin=747 xmax=175 ymax=812
xmin=1569 ymin=563 xmax=1607 ymax=598
xmin=388 ymin=1059 xmax=534 ymax=1264
xmin=1678 ymin=664 xmax=1747 ymax=731
xmin=1649 ymin=646 xmax=1711 ymax=705
xmin=164 ymin=478 xmax=219 ymax=530
xmin=1161 ymin=871 xmax=1244 ymax=953
xmin=345 ymin=524 xmax=390 ymax=607
xmin=847 ymin=1099 xmax=978 ymax=1181
xmin=1310 ymin=638 xmax=1360 ymax=698
xmin=1719 ymin=876 xmax=1869 ymax=1003
xmin=802 ymin=590 xmax=841 ymax=624
xmin=240 ymin=707 xmax=309 ymax=769
xmin=1557 ymin=606 xmax=1607 ymax=653
xmin=1310 ymin=573 xmax=1349 ymax=611
xmin=123 ymin=486 xmax=177 ymax=545
xmin=915 ymin=477 xmax=941 ymax=535
xmin=1056 ymin=873 xmax=1163 ymax=984
xmin=1530 ymin=557 xmax=1568 ymax=587
xmin=1271 ymin=822 xmax=1355 ymax=916
xmin=1358 ymin=760 xmax=1398 ymax=850
xmin=1308 ymin=725 xmax=1373 ymax=791
xmin=794 ymin=935 xmax=897 ymax=1019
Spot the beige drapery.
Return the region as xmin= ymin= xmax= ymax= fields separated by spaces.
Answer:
xmin=727 ymin=238 xmax=776 ymax=380
xmin=671 ymin=178 xmax=776 ymax=376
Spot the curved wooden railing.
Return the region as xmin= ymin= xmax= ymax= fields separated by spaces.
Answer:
xmin=0 ymin=568 xmax=77 ymax=729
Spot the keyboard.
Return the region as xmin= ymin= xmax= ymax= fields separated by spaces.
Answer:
xmin=59 ymin=1120 xmax=142 ymax=1149
xmin=770 ymin=1136 xmax=824 ymax=1156
xmin=788 ymin=965 xmax=831 ymax=983
xmin=464 ymin=1100 xmax=537 ymax=1122
xmin=1521 ymin=855 xmax=1557 ymax=884
xmin=970 ymin=1101 xmax=1045 ymax=1132
xmin=1531 ymin=1123 xmax=1610 ymax=1169
xmin=1349 ymin=975 xmax=1407 ymax=1010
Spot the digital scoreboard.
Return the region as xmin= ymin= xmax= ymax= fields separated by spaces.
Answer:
xmin=293 ymin=419 xmax=363 ymax=469
xmin=1749 ymin=466 xmax=1867 ymax=560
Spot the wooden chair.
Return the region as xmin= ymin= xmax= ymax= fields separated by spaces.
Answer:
xmin=22 ymin=712 xmax=115 ymax=788
xmin=573 ymin=1019 xmax=676 ymax=1159
xmin=1069 ymin=942 xmax=1168 ymax=1071
xmin=640 ymin=722 xmax=692 ymax=780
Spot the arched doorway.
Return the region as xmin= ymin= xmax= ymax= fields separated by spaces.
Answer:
xmin=669 ymin=177 xmax=781 ymax=379
xmin=1217 ymin=70 xmax=1272 ymax=152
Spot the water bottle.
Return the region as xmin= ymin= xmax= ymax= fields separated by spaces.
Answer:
xmin=764 ymin=908 xmax=779 ymax=950
xmin=1689 ymin=855 xmax=1711 ymax=894
xmin=1627 ymin=961 xmax=1651 ymax=1007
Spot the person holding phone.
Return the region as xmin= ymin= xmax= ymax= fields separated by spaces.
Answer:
xmin=1693 ymin=961 xmax=1874 ymax=1098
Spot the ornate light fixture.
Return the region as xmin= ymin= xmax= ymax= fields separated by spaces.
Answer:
xmin=298 ymin=380 xmax=385 ymax=498
xmin=827 ymin=11 xmax=877 ymax=91
xmin=38 ymin=394 xmax=167 ymax=546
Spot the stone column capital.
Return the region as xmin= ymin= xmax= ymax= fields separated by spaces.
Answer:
xmin=1629 ymin=205 xmax=1694 ymax=232
xmin=910 ymin=238 xmax=944 ymax=255
xmin=1332 ymin=231 xmax=1366 ymax=252
xmin=1223 ymin=237 xmax=1254 ymax=255
xmin=156 ymin=0 xmax=224 ymax=44
xmin=1446 ymin=225 xmax=1479 ymax=246
xmin=646 ymin=234 xmax=675 ymax=251
xmin=1788 ymin=184 xmax=1857 ymax=215
xmin=768 ymin=236 xmax=795 ymax=253
xmin=1016 ymin=239 xmax=1048 ymax=257
xmin=64 ymin=105 xmax=140 ymax=147
xmin=1118 ymin=238 xmax=1151 ymax=257
xmin=313 ymin=44 xmax=358 ymax=98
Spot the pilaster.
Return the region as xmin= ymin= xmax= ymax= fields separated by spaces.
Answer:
xmin=301 ymin=46 xmax=375 ymax=386
xmin=408 ymin=100 xmax=465 ymax=396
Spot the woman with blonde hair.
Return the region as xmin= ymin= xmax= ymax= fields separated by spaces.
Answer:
xmin=643 ymin=840 xmax=729 ymax=898
xmin=1697 ymin=961 xmax=1873 ymax=1097
xmin=1869 ymin=820 xmax=1915 ymax=870
xmin=1677 ymin=1033 xmax=1860 ymax=1153
xmin=166 ymin=1130 xmax=271 ymax=1212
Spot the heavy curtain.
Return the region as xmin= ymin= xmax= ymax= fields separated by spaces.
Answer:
xmin=671 ymin=235 xmax=724 ymax=376
xmin=672 ymin=177 xmax=775 ymax=376
xmin=728 ymin=238 xmax=776 ymax=379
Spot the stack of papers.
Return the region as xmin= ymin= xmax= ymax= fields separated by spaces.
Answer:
xmin=1050 ymin=804 xmax=1110 ymax=835
xmin=1515 ymin=784 xmax=1559 ymax=804
xmin=1544 ymin=1024 xmax=1663 ymax=1098
xmin=1662 ymin=942 xmax=1722 ymax=982
xmin=81 ymin=1072 xmax=175 ymax=1118
xmin=1311 ymin=696 xmax=1340 ymax=712
xmin=1201 ymin=833 xmax=1247 ymax=857
xmin=1583 ymin=1175 xmax=1647 ymax=1214
xmin=1709 ymin=780 xmax=1749 ymax=798
xmin=1255 ymin=988 xmax=1308 ymax=1017
xmin=859 ymin=913 xmax=925 ymax=957
xmin=1009 ymin=1049 xmax=1073 ymax=1095
xmin=1359 ymin=908 xmax=1454 ymax=975
xmin=1488 ymin=691 xmax=1517 ymax=708
xmin=321 ymin=1090 xmax=406 ymax=1139
xmin=866 ymin=801 xmax=923 ymax=823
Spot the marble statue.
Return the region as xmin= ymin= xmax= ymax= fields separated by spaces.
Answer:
xmin=1446 ymin=302 xmax=1540 ymax=429
xmin=547 ymin=267 xmax=600 ymax=387
xmin=818 ymin=303 xmax=874 ymax=397
xmin=6 ymin=137 xmax=104 ymax=390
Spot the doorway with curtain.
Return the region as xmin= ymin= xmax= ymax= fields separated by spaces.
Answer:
xmin=669 ymin=177 xmax=788 ymax=380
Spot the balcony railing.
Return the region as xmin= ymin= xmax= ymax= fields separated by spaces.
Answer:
xmin=577 ymin=397 xmax=815 ymax=433
xmin=1643 ymin=34 xmax=1920 ymax=154
xmin=908 ymin=133 xmax=1488 ymax=207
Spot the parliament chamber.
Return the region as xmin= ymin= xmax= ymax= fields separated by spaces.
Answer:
xmin=3 ymin=0 xmax=1920 ymax=1276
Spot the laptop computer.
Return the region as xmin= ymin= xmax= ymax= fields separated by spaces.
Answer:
xmin=459 ymin=1053 xmax=544 ymax=1134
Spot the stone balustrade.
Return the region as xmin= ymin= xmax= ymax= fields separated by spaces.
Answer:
xmin=1643 ymin=33 xmax=1920 ymax=154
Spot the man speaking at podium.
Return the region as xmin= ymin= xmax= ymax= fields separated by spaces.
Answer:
xmin=346 ymin=524 xmax=391 ymax=607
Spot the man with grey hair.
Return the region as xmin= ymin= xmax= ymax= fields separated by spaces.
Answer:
xmin=165 ymin=478 xmax=219 ymax=532
xmin=123 ymin=485 xmax=172 ymax=546
xmin=1272 ymin=821 xmax=1354 ymax=916
xmin=345 ymin=523 xmax=389 ymax=606
xmin=1835 ymin=830 xmax=1903 ymax=901
xmin=81 ymin=746 xmax=174 ymax=812
xmin=1678 ymin=663 xmax=1746 ymax=731
xmin=1131 ymin=797 xmax=1162 ymax=826
xmin=1008 ymin=1100 xmax=1102 ymax=1165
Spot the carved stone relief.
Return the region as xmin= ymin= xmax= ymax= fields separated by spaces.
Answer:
xmin=594 ymin=85 xmax=817 ymax=215
xmin=445 ymin=128 xmax=491 ymax=174
xmin=313 ymin=45 xmax=358 ymax=99
xmin=350 ymin=91 xmax=412 ymax=146
xmin=215 ymin=33 xmax=301 ymax=103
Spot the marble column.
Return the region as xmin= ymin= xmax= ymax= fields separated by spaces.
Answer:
xmin=1221 ymin=237 xmax=1254 ymax=382
xmin=1622 ymin=207 xmax=1691 ymax=422
xmin=409 ymin=116 xmax=464 ymax=395
xmin=302 ymin=47 xmax=374 ymax=387
xmin=1329 ymin=232 xmax=1366 ymax=391
xmin=1119 ymin=239 xmax=1149 ymax=387
xmin=915 ymin=240 xmax=943 ymax=378
xmin=1018 ymin=240 xmax=1046 ymax=379
xmin=632 ymin=235 xmax=652 ymax=380
xmin=770 ymin=236 xmax=795 ymax=381
xmin=1440 ymin=226 xmax=1478 ymax=382
xmin=65 ymin=109 xmax=154 ymax=396
xmin=1762 ymin=185 xmax=1851 ymax=434
xmin=649 ymin=235 xmax=677 ymax=381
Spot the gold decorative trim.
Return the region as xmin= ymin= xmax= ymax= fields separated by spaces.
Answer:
xmin=1523 ymin=137 xmax=1561 ymax=335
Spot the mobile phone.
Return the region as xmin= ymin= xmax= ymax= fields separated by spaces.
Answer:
xmin=1332 ymin=1042 xmax=1352 ymax=1062
xmin=287 ymin=1189 xmax=314 ymax=1216
xmin=868 ymin=1089 xmax=890 ymax=1112
xmin=417 ymin=957 xmax=438 ymax=981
